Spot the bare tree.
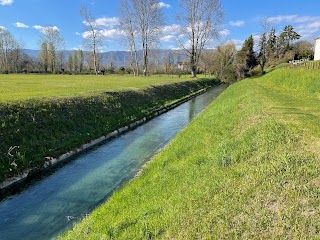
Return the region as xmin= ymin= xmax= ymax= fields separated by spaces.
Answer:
xmin=177 ymin=0 xmax=223 ymax=77
xmin=120 ymin=0 xmax=164 ymax=76
xmin=40 ymin=26 xmax=65 ymax=73
xmin=0 ymin=28 xmax=19 ymax=73
xmin=119 ymin=0 xmax=140 ymax=76
xmin=80 ymin=5 xmax=102 ymax=75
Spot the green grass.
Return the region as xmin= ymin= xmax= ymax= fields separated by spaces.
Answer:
xmin=60 ymin=67 xmax=320 ymax=239
xmin=0 ymin=79 xmax=217 ymax=182
xmin=0 ymin=74 xmax=197 ymax=102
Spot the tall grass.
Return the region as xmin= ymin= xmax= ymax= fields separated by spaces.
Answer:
xmin=61 ymin=67 xmax=320 ymax=239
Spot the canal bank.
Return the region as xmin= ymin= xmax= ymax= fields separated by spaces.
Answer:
xmin=0 ymin=78 xmax=217 ymax=189
xmin=0 ymin=84 xmax=227 ymax=240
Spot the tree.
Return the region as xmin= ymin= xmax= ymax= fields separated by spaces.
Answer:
xmin=257 ymin=18 xmax=270 ymax=74
xmin=78 ymin=49 xmax=84 ymax=73
xmin=293 ymin=40 xmax=314 ymax=59
xmin=119 ymin=0 xmax=140 ymax=76
xmin=267 ymin=27 xmax=277 ymax=58
xmin=0 ymin=28 xmax=19 ymax=73
xmin=131 ymin=0 xmax=165 ymax=76
xmin=177 ymin=0 xmax=224 ymax=78
xmin=279 ymin=25 xmax=300 ymax=51
xmin=237 ymin=35 xmax=257 ymax=72
xmin=40 ymin=26 xmax=65 ymax=73
xmin=258 ymin=33 xmax=267 ymax=74
xmin=68 ymin=54 xmax=73 ymax=73
xmin=73 ymin=50 xmax=79 ymax=73
xmin=38 ymin=41 xmax=48 ymax=73
xmin=211 ymin=42 xmax=237 ymax=82
xmin=80 ymin=5 xmax=102 ymax=75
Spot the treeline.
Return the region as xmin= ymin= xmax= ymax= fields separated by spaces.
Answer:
xmin=200 ymin=25 xmax=314 ymax=83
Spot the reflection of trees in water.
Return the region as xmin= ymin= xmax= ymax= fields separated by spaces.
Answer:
xmin=189 ymin=98 xmax=197 ymax=121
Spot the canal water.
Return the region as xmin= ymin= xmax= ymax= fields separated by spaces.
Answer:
xmin=0 ymin=84 xmax=227 ymax=240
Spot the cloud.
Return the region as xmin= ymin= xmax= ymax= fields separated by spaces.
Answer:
xmin=83 ymin=17 xmax=120 ymax=28
xmin=33 ymin=25 xmax=60 ymax=34
xmin=219 ymin=29 xmax=231 ymax=36
xmin=161 ymin=24 xmax=181 ymax=35
xmin=0 ymin=26 xmax=6 ymax=30
xmin=160 ymin=35 xmax=176 ymax=42
xmin=156 ymin=2 xmax=171 ymax=8
xmin=0 ymin=0 xmax=13 ymax=6
xmin=15 ymin=22 xmax=29 ymax=28
xmin=83 ymin=29 xmax=126 ymax=41
xmin=229 ymin=20 xmax=245 ymax=27
xmin=267 ymin=14 xmax=320 ymax=38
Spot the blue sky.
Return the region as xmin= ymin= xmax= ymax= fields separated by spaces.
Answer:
xmin=1 ymin=0 xmax=320 ymax=51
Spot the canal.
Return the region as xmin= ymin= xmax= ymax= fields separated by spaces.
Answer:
xmin=0 ymin=84 xmax=227 ymax=240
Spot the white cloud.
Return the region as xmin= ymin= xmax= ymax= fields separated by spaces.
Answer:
xmin=96 ymin=17 xmax=119 ymax=27
xmin=229 ymin=20 xmax=245 ymax=27
xmin=156 ymin=2 xmax=171 ymax=8
xmin=161 ymin=24 xmax=181 ymax=35
xmin=160 ymin=35 xmax=176 ymax=42
xmin=267 ymin=14 xmax=320 ymax=38
xmin=83 ymin=17 xmax=120 ymax=28
xmin=0 ymin=0 xmax=13 ymax=6
xmin=15 ymin=22 xmax=29 ymax=28
xmin=33 ymin=25 xmax=59 ymax=34
xmin=83 ymin=29 xmax=126 ymax=41
xmin=219 ymin=29 xmax=230 ymax=36
xmin=0 ymin=26 xmax=6 ymax=30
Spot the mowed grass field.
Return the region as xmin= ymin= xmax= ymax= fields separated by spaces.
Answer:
xmin=61 ymin=67 xmax=320 ymax=239
xmin=0 ymin=74 xmax=195 ymax=102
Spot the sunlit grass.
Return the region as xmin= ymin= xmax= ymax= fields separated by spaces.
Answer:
xmin=0 ymin=74 xmax=196 ymax=102
xmin=61 ymin=67 xmax=320 ymax=239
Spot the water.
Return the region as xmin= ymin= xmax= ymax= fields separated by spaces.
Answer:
xmin=0 ymin=84 xmax=227 ymax=240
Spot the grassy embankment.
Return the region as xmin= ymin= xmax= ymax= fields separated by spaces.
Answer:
xmin=0 ymin=74 xmax=217 ymax=183
xmin=61 ymin=67 xmax=320 ymax=239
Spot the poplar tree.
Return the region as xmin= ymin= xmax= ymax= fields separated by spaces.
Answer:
xmin=39 ymin=42 xmax=48 ymax=73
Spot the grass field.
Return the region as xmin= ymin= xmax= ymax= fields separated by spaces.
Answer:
xmin=0 ymin=74 xmax=196 ymax=102
xmin=61 ymin=67 xmax=320 ymax=239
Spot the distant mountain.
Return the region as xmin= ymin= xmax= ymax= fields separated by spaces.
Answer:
xmin=22 ymin=49 xmax=188 ymax=68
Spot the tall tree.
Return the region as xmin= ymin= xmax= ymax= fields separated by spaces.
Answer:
xmin=119 ymin=0 xmax=140 ymax=76
xmin=211 ymin=42 xmax=237 ymax=82
xmin=279 ymin=25 xmax=301 ymax=51
xmin=68 ymin=54 xmax=73 ymax=73
xmin=38 ymin=41 xmax=48 ymax=73
xmin=258 ymin=33 xmax=267 ymax=73
xmin=78 ymin=49 xmax=84 ymax=73
xmin=40 ymin=26 xmax=65 ymax=73
xmin=132 ymin=0 xmax=165 ymax=76
xmin=267 ymin=27 xmax=277 ymax=58
xmin=73 ymin=50 xmax=79 ymax=73
xmin=80 ymin=6 xmax=102 ymax=75
xmin=0 ymin=28 xmax=18 ymax=73
xmin=177 ymin=0 xmax=224 ymax=77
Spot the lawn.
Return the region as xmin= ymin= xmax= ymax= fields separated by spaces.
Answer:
xmin=0 ymin=74 xmax=195 ymax=102
xmin=60 ymin=67 xmax=320 ymax=239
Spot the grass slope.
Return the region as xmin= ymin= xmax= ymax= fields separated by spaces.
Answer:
xmin=0 ymin=74 xmax=196 ymax=102
xmin=61 ymin=67 xmax=320 ymax=239
xmin=0 ymin=79 xmax=216 ymax=183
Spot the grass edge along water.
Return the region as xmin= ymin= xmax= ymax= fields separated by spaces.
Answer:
xmin=61 ymin=67 xmax=320 ymax=239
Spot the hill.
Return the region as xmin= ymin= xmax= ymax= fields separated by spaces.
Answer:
xmin=61 ymin=66 xmax=320 ymax=239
